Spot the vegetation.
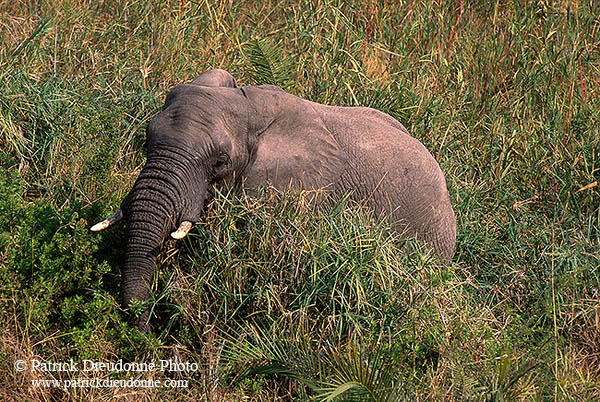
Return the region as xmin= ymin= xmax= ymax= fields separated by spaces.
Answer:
xmin=1 ymin=0 xmax=599 ymax=400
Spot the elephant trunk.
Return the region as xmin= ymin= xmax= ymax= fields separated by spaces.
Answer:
xmin=120 ymin=215 xmax=165 ymax=330
xmin=119 ymin=146 xmax=208 ymax=330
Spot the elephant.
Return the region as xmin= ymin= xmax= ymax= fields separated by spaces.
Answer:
xmin=92 ymin=69 xmax=456 ymax=330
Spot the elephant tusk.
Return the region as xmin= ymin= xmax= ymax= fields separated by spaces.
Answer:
xmin=171 ymin=221 xmax=192 ymax=239
xmin=90 ymin=210 xmax=123 ymax=232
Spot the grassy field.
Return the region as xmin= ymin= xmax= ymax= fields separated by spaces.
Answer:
xmin=1 ymin=0 xmax=599 ymax=400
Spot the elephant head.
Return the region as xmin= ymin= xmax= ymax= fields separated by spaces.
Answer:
xmin=92 ymin=69 xmax=456 ymax=330
xmin=92 ymin=69 xmax=263 ymax=329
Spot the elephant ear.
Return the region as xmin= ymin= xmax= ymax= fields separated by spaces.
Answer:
xmin=242 ymin=87 xmax=347 ymax=192
xmin=190 ymin=69 xmax=238 ymax=88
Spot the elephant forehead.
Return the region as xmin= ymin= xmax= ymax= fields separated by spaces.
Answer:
xmin=147 ymin=112 xmax=234 ymax=154
xmin=164 ymin=84 xmax=246 ymax=112
xmin=153 ymin=102 xmax=223 ymax=132
xmin=146 ymin=91 xmax=248 ymax=154
xmin=156 ymin=86 xmax=248 ymax=132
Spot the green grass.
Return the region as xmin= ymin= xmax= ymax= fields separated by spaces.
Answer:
xmin=1 ymin=0 xmax=599 ymax=400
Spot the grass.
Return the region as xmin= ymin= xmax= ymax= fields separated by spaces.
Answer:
xmin=1 ymin=0 xmax=599 ymax=400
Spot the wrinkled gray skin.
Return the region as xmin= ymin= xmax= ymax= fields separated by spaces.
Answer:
xmin=113 ymin=69 xmax=456 ymax=330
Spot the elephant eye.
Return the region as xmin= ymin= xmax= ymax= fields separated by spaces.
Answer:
xmin=213 ymin=153 xmax=230 ymax=172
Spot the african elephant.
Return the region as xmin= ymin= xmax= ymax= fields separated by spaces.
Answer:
xmin=92 ymin=69 xmax=456 ymax=330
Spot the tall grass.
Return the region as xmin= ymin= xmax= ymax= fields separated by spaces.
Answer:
xmin=1 ymin=0 xmax=599 ymax=400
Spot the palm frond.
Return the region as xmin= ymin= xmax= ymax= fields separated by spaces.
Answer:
xmin=223 ymin=321 xmax=405 ymax=402
xmin=315 ymin=344 xmax=403 ymax=402
xmin=244 ymin=37 xmax=294 ymax=90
